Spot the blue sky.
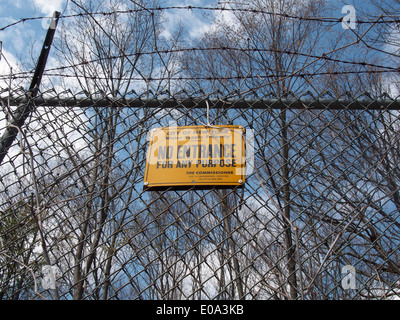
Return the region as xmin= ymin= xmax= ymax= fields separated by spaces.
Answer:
xmin=0 ymin=0 xmax=378 ymax=57
xmin=0 ymin=0 xmax=219 ymax=77
xmin=0 ymin=0 xmax=395 ymax=91
xmin=0 ymin=0 xmax=66 ymax=76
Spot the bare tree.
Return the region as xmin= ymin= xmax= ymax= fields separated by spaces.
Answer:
xmin=50 ymin=0 xmax=181 ymax=299
xmin=180 ymin=0 xmax=342 ymax=299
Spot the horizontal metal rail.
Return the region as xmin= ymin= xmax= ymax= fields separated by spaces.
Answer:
xmin=1 ymin=96 xmax=400 ymax=109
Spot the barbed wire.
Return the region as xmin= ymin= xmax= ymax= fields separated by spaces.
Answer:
xmin=1 ymin=5 xmax=400 ymax=32
xmin=0 ymin=46 xmax=397 ymax=82
xmin=1 ymin=3 xmax=398 ymax=100
xmin=0 ymin=69 xmax=395 ymax=83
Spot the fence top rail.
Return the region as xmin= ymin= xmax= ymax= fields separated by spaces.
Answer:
xmin=2 ymin=95 xmax=400 ymax=110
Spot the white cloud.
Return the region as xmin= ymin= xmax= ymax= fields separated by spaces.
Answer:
xmin=32 ymin=0 xmax=66 ymax=15
xmin=162 ymin=9 xmax=212 ymax=40
xmin=161 ymin=2 xmax=238 ymax=41
xmin=0 ymin=48 xmax=23 ymax=88
xmin=0 ymin=49 xmax=18 ymax=74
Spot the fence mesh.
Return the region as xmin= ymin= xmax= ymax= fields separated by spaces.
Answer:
xmin=1 ymin=87 xmax=400 ymax=300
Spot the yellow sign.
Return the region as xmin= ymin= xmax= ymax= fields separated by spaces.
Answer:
xmin=144 ymin=125 xmax=246 ymax=190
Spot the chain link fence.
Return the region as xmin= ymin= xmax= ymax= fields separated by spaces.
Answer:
xmin=1 ymin=87 xmax=400 ymax=300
